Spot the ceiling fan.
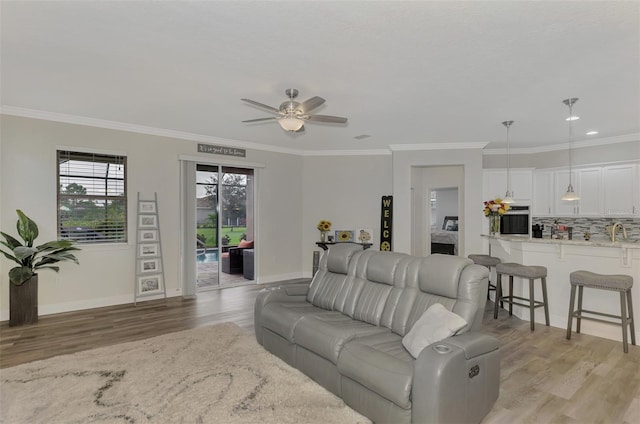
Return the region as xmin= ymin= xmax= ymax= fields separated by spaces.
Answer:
xmin=241 ymin=89 xmax=348 ymax=132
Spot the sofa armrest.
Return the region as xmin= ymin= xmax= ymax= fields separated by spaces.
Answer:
xmin=412 ymin=332 xmax=500 ymax=424
xmin=254 ymin=282 xmax=311 ymax=343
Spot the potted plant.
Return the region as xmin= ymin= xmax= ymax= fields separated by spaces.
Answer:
xmin=0 ymin=210 xmax=80 ymax=326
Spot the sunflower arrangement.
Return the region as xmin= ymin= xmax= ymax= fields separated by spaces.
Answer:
xmin=317 ymin=220 xmax=332 ymax=242
xmin=317 ymin=220 xmax=332 ymax=232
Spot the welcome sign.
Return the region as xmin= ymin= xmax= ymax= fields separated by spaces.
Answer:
xmin=380 ymin=195 xmax=392 ymax=251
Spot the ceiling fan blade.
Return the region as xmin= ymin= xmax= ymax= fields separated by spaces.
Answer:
xmin=241 ymin=117 xmax=278 ymax=123
xmin=240 ymin=98 xmax=280 ymax=114
xmin=305 ymin=114 xmax=348 ymax=124
xmin=297 ymin=96 xmax=325 ymax=114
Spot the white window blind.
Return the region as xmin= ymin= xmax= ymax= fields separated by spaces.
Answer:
xmin=57 ymin=150 xmax=127 ymax=243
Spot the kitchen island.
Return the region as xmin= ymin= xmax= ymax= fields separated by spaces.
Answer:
xmin=482 ymin=234 xmax=640 ymax=344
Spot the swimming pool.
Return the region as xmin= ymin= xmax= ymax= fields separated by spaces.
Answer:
xmin=196 ymin=250 xmax=219 ymax=263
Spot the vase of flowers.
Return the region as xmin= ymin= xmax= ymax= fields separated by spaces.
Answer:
xmin=317 ymin=220 xmax=332 ymax=242
xmin=483 ymin=198 xmax=509 ymax=235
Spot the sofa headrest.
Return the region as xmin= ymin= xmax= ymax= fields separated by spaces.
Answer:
xmin=355 ymin=250 xmax=410 ymax=285
xmin=326 ymin=244 xmax=364 ymax=274
xmin=417 ymin=254 xmax=472 ymax=298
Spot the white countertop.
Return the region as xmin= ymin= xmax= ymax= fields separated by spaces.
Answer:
xmin=482 ymin=233 xmax=640 ymax=249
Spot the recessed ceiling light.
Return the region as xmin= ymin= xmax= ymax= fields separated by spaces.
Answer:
xmin=565 ymin=116 xmax=580 ymax=121
xmin=586 ymin=130 xmax=599 ymax=135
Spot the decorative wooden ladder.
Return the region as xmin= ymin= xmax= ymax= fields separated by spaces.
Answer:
xmin=134 ymin=192 xmax=166 ymax=304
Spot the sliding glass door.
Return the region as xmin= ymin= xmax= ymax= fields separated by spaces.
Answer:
xmin=195 ymin=164 xmax=254 ymax=289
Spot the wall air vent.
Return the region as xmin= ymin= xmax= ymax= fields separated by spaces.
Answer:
xmin=354 ymin=134 xmax=371 ymax=140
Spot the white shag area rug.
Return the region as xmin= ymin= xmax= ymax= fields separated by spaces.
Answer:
xmin=0 ymin=322 xmax=370 ymax=423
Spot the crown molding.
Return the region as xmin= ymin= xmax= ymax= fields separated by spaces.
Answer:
xmin=389 ymin=142 xmax=489 ymax=151
xmin=302 ymin=149 xmax=392 ymax=157
xmin=3 ymin=106 xmax=638 ymax=157
xmin=0 ymin=105 xmax=303 ymax=156
xmin=483 ymin=133 xmax=640 ymax=155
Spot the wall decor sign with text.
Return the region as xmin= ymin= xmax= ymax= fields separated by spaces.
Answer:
xmin=197 ymin=143 xmax=246 ymax=158
xmin=380 ymin=195 xmax=392 ymax=251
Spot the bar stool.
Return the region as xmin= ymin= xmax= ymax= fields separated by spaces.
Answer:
xmin=566 ymin=270 xmax=636 ymax=353
xmin=468 ymin=254 xmax=502 ymax=307
xmin=494 ymin=263 xmax=550 ymax=331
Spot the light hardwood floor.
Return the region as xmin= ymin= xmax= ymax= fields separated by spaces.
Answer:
xmin=1 ymin=281 xmax=638 ymax=423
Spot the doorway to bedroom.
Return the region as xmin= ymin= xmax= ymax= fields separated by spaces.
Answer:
xmin=429 ymin=187 xmax=459 ymax=255
xmin=195 ymin=164 xmax=254 ymax=290
xmin=411 ymin=165 xmax=463 ymax=257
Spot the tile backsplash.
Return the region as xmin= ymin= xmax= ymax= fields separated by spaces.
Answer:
xmin=531 ymin=217 xmax=640 ymax=240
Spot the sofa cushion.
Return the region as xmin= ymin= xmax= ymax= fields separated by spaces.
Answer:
xmin=335 ymin=250 xmax=410 ymax=322
xmin=238 ymin=239 xmax=254 ymax=248
xmin=417 ymin=254 xmax=472 ymax=298
xmin=338 ymin=332 xmax=414 ymax=409
xmin=352 ymin=282 xmax=393 ymax=324
xmin=306 ymin=244 xmax=363 ymax=309
xmin=294 ymin=313 xmax=389 ymax=364
xmin=261 ymin=302 xmax=330 ymax=342
xmin=402 ymin=303 xmax=467 ymax=358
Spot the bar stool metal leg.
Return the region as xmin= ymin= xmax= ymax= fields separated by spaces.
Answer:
xmin=577 ymin=285 xmax=584 ymax=334
xmin=620 ymin=291 xmax=629 ymax=353
xmin=508 ymin=275 xmax=514 ymax=316
xmin=627 ymin=288 xmax=636 ymax=346
xmin=567 ymin=284 xmax=577 ymax=339
xmin=529 ymin=278 xmax=535 ymax=331
xmin=542 ymin=277 xmax=550 ymax=326
xmin=494 ymin=273 xmax=502 ymax=319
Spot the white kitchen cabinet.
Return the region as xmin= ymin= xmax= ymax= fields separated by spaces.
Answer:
xmin=483 ymin=170 xmax=532 ymax=202
xmin=603 ymin=164 xmax=639 ymax=216
xmin=553 ymin=168 xmax=602 ymax=216
xmin=532 ymin=171 xmax=554 ymax=216
xmin=575 ymin=167 xmax=602 ymax=216
xmin=490 ymin=162 xmax=639 ymax=218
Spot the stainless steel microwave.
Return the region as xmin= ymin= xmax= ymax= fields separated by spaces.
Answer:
xmin=500 ymin=206 xmax=530 ymax=235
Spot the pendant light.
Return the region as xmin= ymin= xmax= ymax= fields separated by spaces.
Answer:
xmin=561 ymin=98 xmax=580 ymax=201
xmin=502 ymin=120 xmax=514 ymax=204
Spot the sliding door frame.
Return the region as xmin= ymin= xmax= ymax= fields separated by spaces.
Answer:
xmin=179 ymin=155 xmax=264 ymax=296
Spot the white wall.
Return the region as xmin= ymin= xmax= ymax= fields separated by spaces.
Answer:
xmin=301 ymin=154 xmax=392 ymax=275
xmin=0 ymin=115 xmax=304 ymax=318
xmin=393 ymin=148 xmax=485 ymax=256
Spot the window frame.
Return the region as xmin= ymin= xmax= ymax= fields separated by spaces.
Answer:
xmin=57 ymin=150 xmax=128 ymax=244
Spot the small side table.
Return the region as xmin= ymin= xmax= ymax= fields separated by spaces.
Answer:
xmin=315 ymin=241 xmax=372 ymax=251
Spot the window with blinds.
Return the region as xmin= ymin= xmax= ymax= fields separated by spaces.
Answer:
xmin=57 ymin=150 xmax=127 ymax=243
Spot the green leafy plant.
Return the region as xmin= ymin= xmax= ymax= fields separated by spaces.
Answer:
xmin=0 ymin=210 xmax=80 ymax=285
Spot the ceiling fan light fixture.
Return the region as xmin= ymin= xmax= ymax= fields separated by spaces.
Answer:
xmin=278 ymin=116 xmax=304 ymax=132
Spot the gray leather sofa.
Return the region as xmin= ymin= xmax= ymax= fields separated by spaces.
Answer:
xmin=254 ymin=244 xmax=500 ymax=423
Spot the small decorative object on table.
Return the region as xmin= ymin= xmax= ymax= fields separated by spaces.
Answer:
xmin=356 ymin=228 xmax=373 ymax=244
xmin=483 ymin=198 xmax=509 ymax=235
xmin=335 ymin=230 xmax=355 ymax=242
xmin=317 ymin=220 xmax=332 ymax=242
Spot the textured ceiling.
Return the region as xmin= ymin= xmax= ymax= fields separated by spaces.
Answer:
xmin=1 ymin=1 xmax=638 ymax=153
